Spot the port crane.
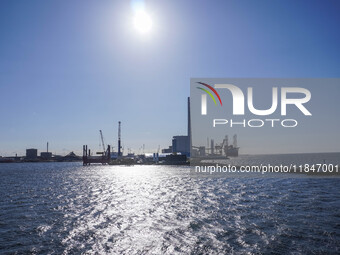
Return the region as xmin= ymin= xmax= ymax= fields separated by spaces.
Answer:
xmin=99 ymin=130 xmax=106 ymax=155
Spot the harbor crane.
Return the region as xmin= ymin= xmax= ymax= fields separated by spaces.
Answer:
xmin=99 ymin=130 xmax=106 ymax=155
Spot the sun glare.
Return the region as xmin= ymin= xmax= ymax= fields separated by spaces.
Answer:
xmin=134 ymin=11 xmax=152 ymax=34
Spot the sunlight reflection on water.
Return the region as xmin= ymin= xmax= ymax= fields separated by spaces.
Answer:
xmin=0 ymin=163 xmax=339 ymax=254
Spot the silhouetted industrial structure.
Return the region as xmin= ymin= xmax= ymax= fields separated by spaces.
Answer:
xmin=26 ymin=148 xmax=38 ymax=159
xmin=192 ymin=134 xmax=239 ymax=158
xmin=118 ymin=121 xmax=122 ymax=157
xmin=40 ymin=142 xmax=52 ymax=159
xmin=82 ymin=144 xmax=111 ymax=165
xmin=163 ymin=97 xmax=191 ymax=157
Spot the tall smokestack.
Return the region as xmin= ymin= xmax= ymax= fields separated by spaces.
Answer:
xmin=47 ymin=142 xmax=49 ymax=153
xmin=188 ymin=97 xmax=191 ymax=157
xmin=118 ymin=121 xmax=122 ymax=157
xmin=187 ymin=97 xmax=191 ymax=137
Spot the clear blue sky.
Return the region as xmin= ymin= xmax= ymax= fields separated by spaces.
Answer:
xmin=0 ymin=0 xmax=339 ymax=156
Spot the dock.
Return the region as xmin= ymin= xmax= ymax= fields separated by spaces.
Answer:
xmin=82 ymin=145 xmax=111 ymax=165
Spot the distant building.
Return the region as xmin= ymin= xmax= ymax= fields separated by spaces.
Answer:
xmin=162 ymin=146 xmax=172 ymax=153
xmin=163 ymin=97 xmax=192 ymax=157
xmin=172 ymin=135 xmax=190 ymax=157
xmin=40 ymin=152 xmax=52 ymax=159
xmin=26 ymin=148 xmax=38 ymax=159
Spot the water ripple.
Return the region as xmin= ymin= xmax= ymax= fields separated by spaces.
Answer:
xmin=0 ymin=163 xmax=339 ymax=254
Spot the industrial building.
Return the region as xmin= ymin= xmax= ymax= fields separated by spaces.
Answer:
xmin=172 ymin=136 xmax=190 ymax=157
xmin=163 ymin=97 xmax=191 ymax=157
xmin=162 ymin=146 xmax=172 ymax=153
xmin=192 ymin=135 xmax=239 ymax=158
xmin=40 ymin=142 xmax=52 ymax=159
xmin=40 ymin=152 xmax=52 ymax=159
xmin=26 ymin=148 xmax=38 ymax=159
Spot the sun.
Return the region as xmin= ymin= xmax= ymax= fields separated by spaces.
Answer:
xmin=133 ymin=11 xmax=152 ymax=34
